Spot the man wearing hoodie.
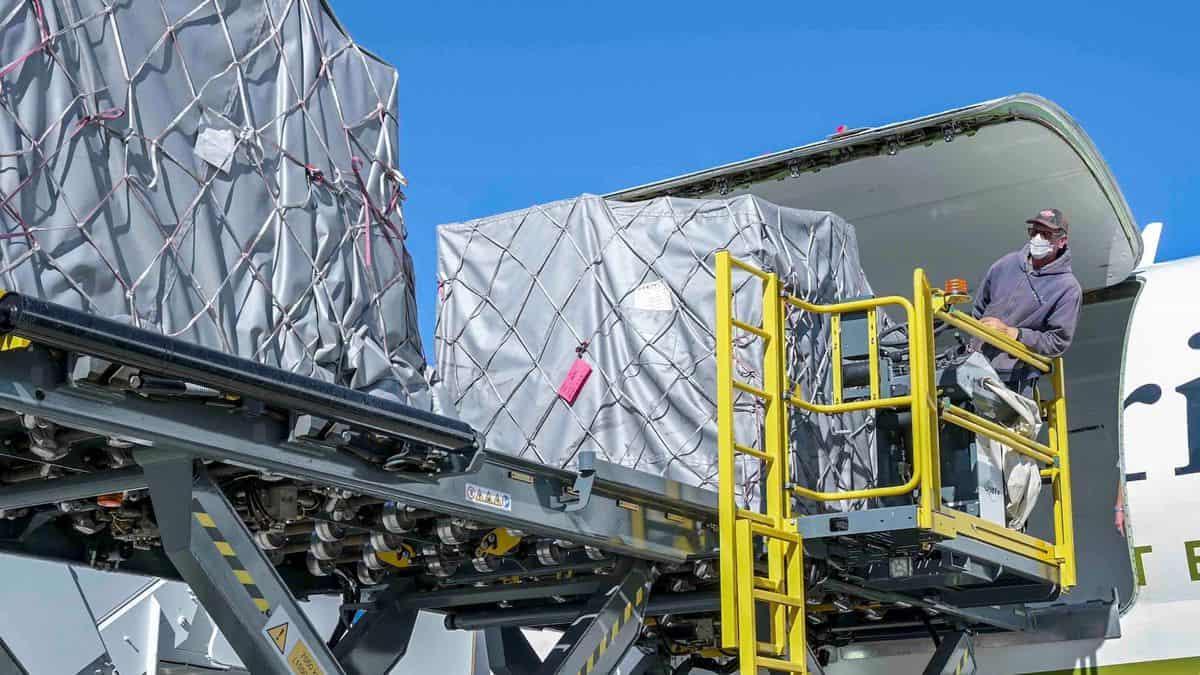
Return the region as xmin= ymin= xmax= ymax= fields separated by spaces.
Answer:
xmin=969 ymin=208 xmax=1082 ymax=531
xmin=971 ymin=208 xmax=1082 ymax=398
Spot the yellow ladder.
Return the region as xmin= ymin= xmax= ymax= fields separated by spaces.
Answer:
xmin=715 ymin=251 xmax=808 ymax=673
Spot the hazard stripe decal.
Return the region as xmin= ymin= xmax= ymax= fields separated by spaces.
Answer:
xmin=578 ymin=585 xmax=648 ymax=675
xmin=192 ymin=502 xmax=271 ymax=614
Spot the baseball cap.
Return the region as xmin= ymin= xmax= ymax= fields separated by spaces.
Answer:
xmin=1026 ymin=208 xmax=1069 ymax=233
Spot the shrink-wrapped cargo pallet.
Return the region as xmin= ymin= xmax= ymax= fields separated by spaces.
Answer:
xmin=434 ymin=194 xmax=879 ymax=507
xmin=0 ymin=0 xmax=429 ymax=406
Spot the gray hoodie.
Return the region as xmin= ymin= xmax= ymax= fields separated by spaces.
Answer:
xmin=970 ymin=243 xmax=1083 ymax=396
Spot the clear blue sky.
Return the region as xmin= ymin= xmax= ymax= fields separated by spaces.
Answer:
xmin=334 ymin=1 xmax=1198 ymax=358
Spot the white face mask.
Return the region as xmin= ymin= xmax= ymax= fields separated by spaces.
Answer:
xmin=1029 ymin=234 xmax=1054 ymax=259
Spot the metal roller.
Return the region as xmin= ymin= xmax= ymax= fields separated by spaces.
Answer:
xmin=421 ymin=544 xmax=459 ymax=578
xmin=435 ymin=518 xmax=471 ymax=546
xmin=471 ymin=553 xmax=501 ymax=573
xmin=362 ymin=545 xmax=388 ymax=571
xmin=536 ymin=539 xmax=574 ymax=566
xmin=309 ymin=538 xmax=342 ymax=562
xmin=356 ymin=561 xmax=386 ymax=586
xmin=369 ymin=530 xmax=405 ymax=553
xmin=380 ymin=502 xmax=422 ymax=534
xmin=306 ymin=554 xmax=334 ymax=577
xmin=314 ymin=521 xmax=347 ymax=543
xmin=254 ymin=530 xmax=287 ymax=550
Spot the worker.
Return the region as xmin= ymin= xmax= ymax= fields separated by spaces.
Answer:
xmin=969 ymin=208 xmax=1082 ymax=531
xmin=971 ymin=208 xmax=1082 ymax=398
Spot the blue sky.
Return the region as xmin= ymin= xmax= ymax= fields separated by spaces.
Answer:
xmin=334 ymin=1 xmax=1198 ymax=358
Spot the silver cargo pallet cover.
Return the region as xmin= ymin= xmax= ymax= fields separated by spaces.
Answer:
xmin=0 ymin=0 xmax=429 ymax=407
xmin=435 ymin=193 xmax=879 ymax=506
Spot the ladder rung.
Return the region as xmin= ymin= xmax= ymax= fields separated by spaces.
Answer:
xmin=756 ymin=656 xmax=807 ymax=673
xmin=736 ymin=508 xmax=774 ymax=526
xmin=752 ymin=588 xmax=806 ymax=608
xmin=733 ymin=380 xmax=774 ymax=401
xmin=734 ymin=442 xmax=773 ymax=461
xmin=754 ymin=576 xmax=784 ymax=592
xmin=731 ymin=319 xmax=771 ymax=340
xmin=756 ymin=641 xmax=785 ymax=656
xmin=749 ymin=521 xmax=801 ymax=544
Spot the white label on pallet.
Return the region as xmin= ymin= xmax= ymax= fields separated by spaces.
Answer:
xmin=630 ymin=280 xmax=673 ymax=312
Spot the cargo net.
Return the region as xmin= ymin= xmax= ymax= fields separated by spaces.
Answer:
xmin=434 ymin=194 xmax=879 ymax=509
xmin=0 ymin=0 xmax=429 ymax=406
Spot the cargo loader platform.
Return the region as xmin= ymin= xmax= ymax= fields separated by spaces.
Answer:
xmin=0 ymin=253 xmax=1083 ymax=674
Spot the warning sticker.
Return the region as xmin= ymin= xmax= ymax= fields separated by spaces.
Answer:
xmin=266 ymin=622 xmax=289 ymax=654
xmin=288 ymin=641 xmax=323 ymax=675
xmin=260 ymin=606 xmax=326 ymax=675
xmin=466 ymin=483 xmax=512 ymax=511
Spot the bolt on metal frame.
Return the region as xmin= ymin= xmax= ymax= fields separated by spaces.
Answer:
xmin=714 ymin=252 xmax=1077 ymax=672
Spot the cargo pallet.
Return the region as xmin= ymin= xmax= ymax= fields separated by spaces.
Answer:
xmin=0 ymin=253 xmax=1077 ymax=674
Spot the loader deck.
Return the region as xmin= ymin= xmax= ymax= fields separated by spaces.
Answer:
xmin=0 ymin=286 xmax=1094 ymax=674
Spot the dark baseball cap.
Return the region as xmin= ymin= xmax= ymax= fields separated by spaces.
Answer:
xmin=1026 ymin=208 xmax=1069 ymax=233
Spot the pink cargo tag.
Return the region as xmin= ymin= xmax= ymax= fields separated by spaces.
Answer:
xmin=558 ymin=358 xmax=593 ymax=405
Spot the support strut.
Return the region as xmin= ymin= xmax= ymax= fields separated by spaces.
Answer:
xmin=922 ymin=631 xmax=977 ymax=675
xmin=473 ymin=562 xmax=657 ymax=675
xmin=138 ymin=450 xmax=345 ymax=675
xmin=333 ymin=581 xmax=420 ymax=675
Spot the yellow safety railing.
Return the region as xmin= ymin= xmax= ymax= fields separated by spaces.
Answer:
xmin=781 ymin=291 xmax=933 ymax=503
xmin=925 ymin=279 xmax=1076 ymax=590
xmin=714 ymin=252 xmax=1076 ymax=672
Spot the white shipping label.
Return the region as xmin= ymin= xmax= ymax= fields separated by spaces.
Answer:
xmin=630 ymin=280 xmax=673 ymax=312
xmin=194 ymin=126 xmax=237 ymax=174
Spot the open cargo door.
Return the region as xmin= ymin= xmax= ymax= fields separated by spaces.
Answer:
xmin=611 ymin=93 xmax=1141 ymax=653
xmin=610 ymin=93 xmax=1142 ymax=298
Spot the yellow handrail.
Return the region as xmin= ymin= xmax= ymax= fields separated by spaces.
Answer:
xmin=780 ymin=290 xmax=926 ymax=502
xmin=941 ymin=404 xmax=1057 ymax=465
xmin=933 ymin=308 xmax=1052 ymax=373
xmin=783 ymin=294 xmax=916 ymax=317
xmin=787 ymin=393 xmax=913 ymax=415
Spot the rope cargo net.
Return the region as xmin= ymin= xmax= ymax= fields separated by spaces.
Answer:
xmin=434 ymin=194 xmax=881 ymax=508
xmin=0 ymin=0 xmax=430 ymax=407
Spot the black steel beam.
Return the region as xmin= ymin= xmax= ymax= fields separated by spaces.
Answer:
xmin=0 ymin=466 xmax=147 ymax=511
xmin=0 ymin=293 xmax=475 ymax=451
xmin=445 ymin=591 xmax=719 ymax=631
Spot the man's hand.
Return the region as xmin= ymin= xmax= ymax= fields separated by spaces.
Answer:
xmin=980 ymin=317 xmax=1019 ymax=340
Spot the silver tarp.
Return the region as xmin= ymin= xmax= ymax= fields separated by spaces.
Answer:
xmin=0 ymin=0 xmax=429 ymax=406
xmin=434 ymin=194 xmax=879 ymax=506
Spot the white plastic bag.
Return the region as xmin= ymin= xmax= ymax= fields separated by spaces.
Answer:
xmin=978 ymin=379 xmax=1044 ymax=530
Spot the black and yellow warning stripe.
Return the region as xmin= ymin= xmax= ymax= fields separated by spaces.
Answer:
xmin=578 ymin=585 xmax=647 ymax=675
xmin=192 ymin=502 xmax=271 ymax=614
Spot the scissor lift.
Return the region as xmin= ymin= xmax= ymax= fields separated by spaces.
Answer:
xmin=713 ymin=251 xmax=1077 ymax=674
xmin=0 ymin=253 xmax=1077 ymax=674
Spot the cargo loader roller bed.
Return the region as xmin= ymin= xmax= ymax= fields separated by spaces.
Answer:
xmin=0 ymin=281 xmax=1100 ymax=675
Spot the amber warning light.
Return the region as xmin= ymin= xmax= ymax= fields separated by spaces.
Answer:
xmin=944 ymin=278 xmax=969 ymax=295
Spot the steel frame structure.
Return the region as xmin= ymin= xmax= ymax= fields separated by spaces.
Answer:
xmin=0 ymin=260 xmax=1082 ymax=673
